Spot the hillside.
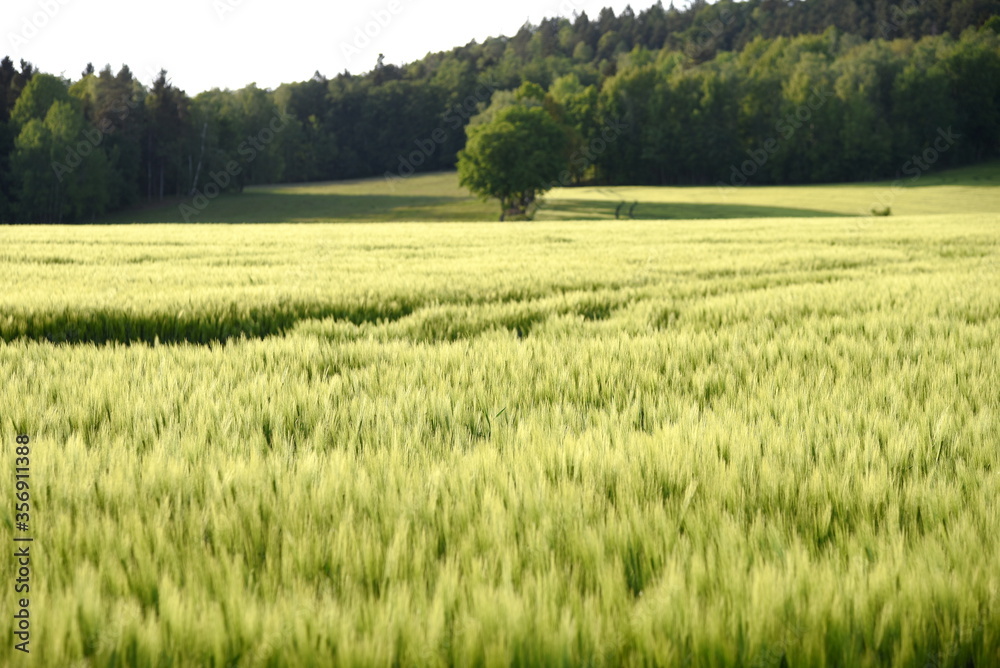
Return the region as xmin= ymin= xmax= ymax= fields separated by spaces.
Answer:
xmin=3 ymin=0 xmax=1000 ymax=224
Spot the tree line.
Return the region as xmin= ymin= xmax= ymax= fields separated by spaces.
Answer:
xmin=1 ymin=0 xmax=999 ymax=223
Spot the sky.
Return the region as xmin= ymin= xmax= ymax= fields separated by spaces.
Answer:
xmin=3 ymin=0 xmax=677 ymax=94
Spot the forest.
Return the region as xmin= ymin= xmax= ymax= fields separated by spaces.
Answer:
xmin=1 ymin=0 xmax=999 ymax=223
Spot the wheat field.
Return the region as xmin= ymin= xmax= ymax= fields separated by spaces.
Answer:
xmin=1 ymin=213 xmax=998 ymax=666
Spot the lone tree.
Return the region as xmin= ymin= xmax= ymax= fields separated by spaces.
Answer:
xmin=457 ymin=105 xmax=567 ymax=221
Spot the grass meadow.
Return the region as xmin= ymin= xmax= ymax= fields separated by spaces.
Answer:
xmin=1 ymin=169 xmax=999 ymax=666
xmin=101 ymin=161 xmax=1000 ymax=224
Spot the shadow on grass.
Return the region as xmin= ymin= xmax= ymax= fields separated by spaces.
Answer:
xmin=98 ymin=192 xmax=842 ymax=224
xmin=101 ymin=192 xmax=498 ymax=224
xmin=5 ymin=284 xmax=646 ymax=346
xmin=538 ymin=199 xmax=842 ymax=220
xmin=883 ymin=159 xmax=1000 ymax=187
xmin=1 ymin=301 xmax=418 ymax=346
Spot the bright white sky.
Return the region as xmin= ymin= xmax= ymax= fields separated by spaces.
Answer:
xmin=3 ymin=0 xmax=676 ymax=95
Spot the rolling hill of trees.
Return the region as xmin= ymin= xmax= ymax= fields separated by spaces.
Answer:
xmin=2 ymin=0 xmax=999 ymax=223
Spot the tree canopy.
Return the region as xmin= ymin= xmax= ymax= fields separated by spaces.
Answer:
xmin=458 ymin=105 xmax=568 ymax=220
xmin=1 ymin=0 xmax=999 ymax=222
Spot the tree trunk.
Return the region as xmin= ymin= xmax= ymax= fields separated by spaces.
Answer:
xmin=191 ymin=122 xmax=208 ymax=196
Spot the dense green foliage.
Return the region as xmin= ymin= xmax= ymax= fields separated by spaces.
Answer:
xmin=1 ymin=0 xmax=999 ymax=223
xmin=2 ymin=206 xmax=998 ymax=665
xmin=458 ymin=105 xmax=569 ymax=219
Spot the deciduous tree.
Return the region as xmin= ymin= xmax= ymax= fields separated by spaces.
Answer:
xmin=458 ymin=105 xmax=568 ymax=220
